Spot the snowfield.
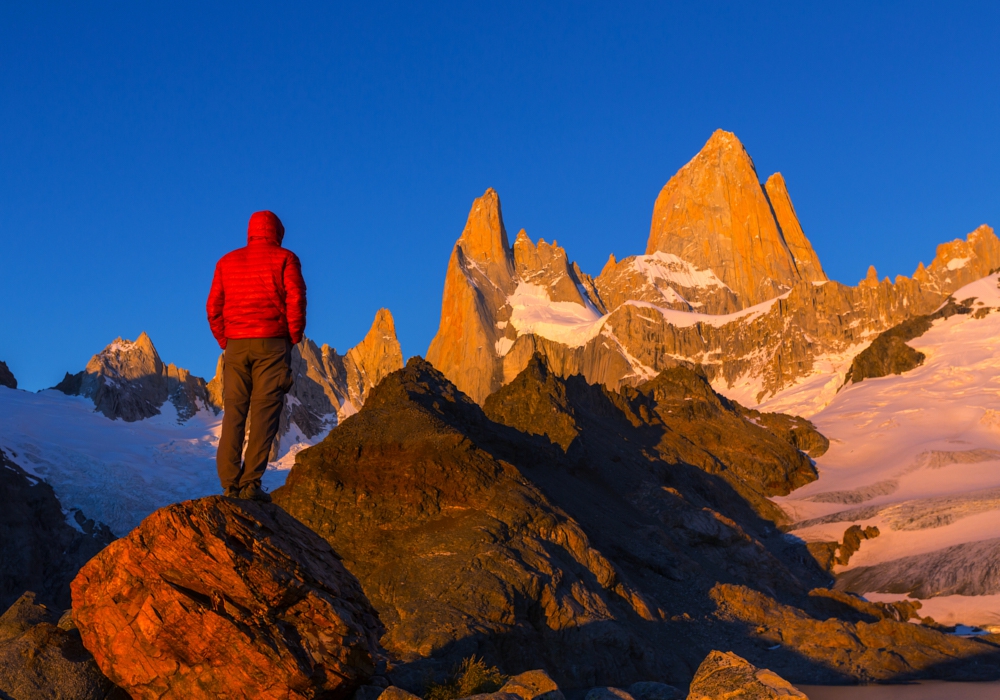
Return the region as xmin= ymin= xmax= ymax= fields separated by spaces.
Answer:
xmin=0 ymin=388 xmax=315 ymax=535
xmin=774 ymin=274 xmax=1000 ymax=627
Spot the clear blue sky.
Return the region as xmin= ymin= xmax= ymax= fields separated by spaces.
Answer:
xmin=2 ymin=2 xmax=998 ymax=391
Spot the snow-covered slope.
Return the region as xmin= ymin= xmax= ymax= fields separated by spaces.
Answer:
xmin=0 ymin=387 xmax=306 ymax=535
xmin=775 ymin=274 xmax=1000 ymax=628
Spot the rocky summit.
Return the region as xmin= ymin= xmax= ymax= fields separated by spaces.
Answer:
xmin=273 ymin=356 xmax=1000 ymax=691
xmin=646 ymin=130 xmax=826 ymax=309
xmin=71 ymin=495 xmax=384 ymax=700
xmin=54 ymin=331 xmax=218 ymax=422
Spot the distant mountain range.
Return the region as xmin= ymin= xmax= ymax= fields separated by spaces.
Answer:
xmin=426 ymin=130 xmax=1000 ymax=410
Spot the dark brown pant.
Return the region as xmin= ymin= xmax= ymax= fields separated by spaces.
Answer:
xmin=217 ymin=337 xmax=293 ymax=490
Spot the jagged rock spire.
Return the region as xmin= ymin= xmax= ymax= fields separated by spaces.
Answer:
xmin=427 ymin=189 xmax=518 ymax=404
xmin=646 ymin=130 xmax=826 ymax=307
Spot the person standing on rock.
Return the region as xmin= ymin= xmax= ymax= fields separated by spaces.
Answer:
xmin=206 ymin=210 xmax=306 ymax=502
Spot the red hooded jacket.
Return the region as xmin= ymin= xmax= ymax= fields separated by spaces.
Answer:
xmin=206 ymin=211 xmax=307 ymax=349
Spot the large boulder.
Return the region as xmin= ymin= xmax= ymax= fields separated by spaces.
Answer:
xmin=686 ymin=651 xmax=806 ymax=699
xmin=0 ymin=591 xmax=126 ymax=699
xmin=71 ymin=496 xmax=384 ymax=700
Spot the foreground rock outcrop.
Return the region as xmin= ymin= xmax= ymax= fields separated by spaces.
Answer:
xmin=0 ymin=592 xmax=126 ymax=700
xmin=273 ymin=357 xmax=821 ymax=688
xmin=274 ymin=357 xmax=1000 ymax=689
xmin=0 ymin=448 xmax=113 ymax=611
xmin=686 ymin=651 xmax=806 ymax=700
xmin=277 ymin=358 xmax=673 ymax=689
xmin=71 ymin=496 xmax=384 ymax=700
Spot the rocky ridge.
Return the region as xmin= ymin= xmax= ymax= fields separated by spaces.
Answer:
xmin=273 ymin=357 xmax=1000 ymax=690
xmin=425 ymin=132 xmax=1000 ymax=410
xmin=71 ymin=496 xmax=384 ymax=700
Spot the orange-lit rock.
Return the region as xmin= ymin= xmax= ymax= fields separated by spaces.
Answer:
xmin=764 ymin=172 xmax=826 ymax=282
xmin=345 ymin=308 xmax=405 ymax=406
xmin=426 ymin=189 xmax=518 ymax=404
xmin=512 ymin=230 xmax=591 ymax=306
xmin=71 ymin=496 xmax=383 ymax=700
xmin=426 ymin=191 xmax=606 ymax=403
xmin=423 ymin=136 xmax=1000 ymax=411
xmin=914 ymin=224 xmax=1000 ymax=294
xmin=646 ymin=130 xmax=826 ymax=308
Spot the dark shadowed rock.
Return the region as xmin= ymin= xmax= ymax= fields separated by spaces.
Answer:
xmin=636 ymin=367 xmax=819 ymax=500
xmin=686 ymin=651 xmax=806 ymax=699
xmin=71 ymin=496 xmax=384 ymax=700
xmin=845 ymin=298 xmax=973 ymax=385
xmin=275 ymin=358 xmax=671 ymax=690
xmin=484 ymin=356 xmax=820 ymax=523
xmin=627 ymin=682 xmax=679 ymax=700
xmin=0 ymin=592 xmax=126 ymax=700
xmin=0 ymin=449 xmax=113 ymax=611
xmin=274 ymin=357 xmax=844 ymax=689
xmin=585 ymin=688 xmax=634 ymax=700
xmin=0 ymin=361 xmax=15 ymax=389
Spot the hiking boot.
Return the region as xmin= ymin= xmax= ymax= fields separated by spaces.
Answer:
xmin=223 ymin=485 xmax=240 ymax=498
xmin=239 ymin=482 xmax=272 ymax=503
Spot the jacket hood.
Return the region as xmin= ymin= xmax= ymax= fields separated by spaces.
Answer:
xmin=247 ymin=210 xmax=285 ymax=245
